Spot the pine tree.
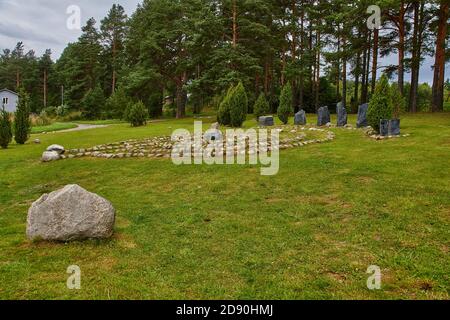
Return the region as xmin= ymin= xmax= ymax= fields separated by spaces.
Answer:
xmin=0 ymin=107 xmax=12 ymax=149
xmin=100 ymin=4 xmax=128 ymax=95
xmin=278 ymin=82 xmax=293 ymax=124
xmin=253 ymin=93 xmax=270 ymax=120
xmin=14 ymin=87 xmax=31 ymax=144
xmin=81 ymin=85 xmax=105 ymax=119
xmin=126 ymin=101 xmax=148 ymax=127
xmin=229 ymin=82 xmax=248 ymax=127
xmin=367 ymin=74 xmax=394 ymax=131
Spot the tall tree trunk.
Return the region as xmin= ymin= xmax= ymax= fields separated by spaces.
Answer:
xmin=336 ymin=28 xmax=341 ymax=100
xmin=355 ymin=51 xmax=361 ymax=107
xmin=409 ymin=1 xmax=423 ymax=113
xmin=342 ymin=37 xmax=347 ymax=108
xmin=432 ymin=1 xmax=449 ymax=112
xmin=315 ymin=29 xmax=321 ymax=110
xmin=281 ymin=48 xmax=286 ymax=86
xmin=16 ymin=70 xmax=20 ymax=89
xmin=299 ymin=4 xmax=304 ymax=108
xmin=43 ymin=69 xmax=47 ymax=107
xmin=176 ymin=73 xmax=187 ymax=119
xmin=398 ymin=0 xmax=406 ymax=96
xmin=264 ymin=59 xmax=269 ymax=96
xmin=371 ymin=28 xmax=379 ymax=93
xmin=232 ymin=0 xmax=237 ymax=49
xmin=362 ymin=32 xmax=371 ymax=104
xmin=112 ymin=40 xmax=117 ymax=94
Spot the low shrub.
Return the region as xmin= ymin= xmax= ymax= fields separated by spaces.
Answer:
xmin=126 ymin=101 xmax=148 ymax=127
xmin=278 ymin=83 xmax=293 ymax=124
xmin=368 ymin=74 xmax=393 ymax=131
xmin=253 ymin=93 xmax=270 ymax=120
xmin=229 ymin=82 xmax=248 ymax=127
xmin=0 ymin=109 xmax=12 ymax=149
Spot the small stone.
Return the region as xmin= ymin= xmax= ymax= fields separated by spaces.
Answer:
xmin=41 ymin=151 xmax=60 ymax=162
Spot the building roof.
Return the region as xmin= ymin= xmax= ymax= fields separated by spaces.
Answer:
xmin=0 ymin=88 xmax=18 ymax=96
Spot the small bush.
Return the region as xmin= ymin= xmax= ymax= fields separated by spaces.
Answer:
xmin=34 ymin=111 xmax=52 ymax=126
xmin=229 ymin=82 xmax=248 ymax=127
xmin=253 ymin=93 xmax=270 ymax=120
xmin=368 ymin=74 xmax=393 ymax=131
xmin=391 ymin=84 xmax=406 ymax=117
xmin=278 ymin=83 xmax=293 ymax=124
xmin=126 ymin=101 xmax=148 ymax=127
xmin=56 ymin=105 xmax=69 ymax=117
xmin=41 ymin=106 xmax=57 ymax=117
xmin=0 ymin=109 xmax=12 ymax=149
xmin=217 ymin=86 xmax=234 ymax=126
xmin=14 ymin=87 xmax=32 ymax=145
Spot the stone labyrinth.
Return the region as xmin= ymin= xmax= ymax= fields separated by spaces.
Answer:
xmin=63 ymin=125 xmax=336 ymax=160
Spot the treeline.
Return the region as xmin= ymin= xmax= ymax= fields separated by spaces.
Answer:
xmin=0 ymin=0 xmax=448 ymax=119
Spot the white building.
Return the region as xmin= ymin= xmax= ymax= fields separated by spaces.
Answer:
xmin=0 ymin=89 xmax=19 ymax=113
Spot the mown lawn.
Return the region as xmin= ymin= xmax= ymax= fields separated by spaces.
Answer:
xmin=0 ymin=113 xmax=449 ymax=300
xmin=31 ymin=122 xmax=78 ymax=134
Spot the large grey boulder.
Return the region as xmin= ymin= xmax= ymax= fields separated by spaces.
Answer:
xmin=46 ymin=144 xmax=65 ymax=154
xmin=336 ymin=102 xmax=348 ymax=127
xmin=357 ymin=103 xmax=369 ymax=128
xmin=294 ymin=110 xmax=307 ymax=125
xmin=259 ymin=116 xmax=274 ymax=127
xmin=26 ymin=184 xmax=115 ymax=241
xmin=41 ymin=151 xmax=61 ymax=162
xmin=317 ymin=106 xmax=331 ymax=126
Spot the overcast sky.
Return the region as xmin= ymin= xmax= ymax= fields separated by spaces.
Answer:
xmin=0 ymin=0 xmax=447 ymax=85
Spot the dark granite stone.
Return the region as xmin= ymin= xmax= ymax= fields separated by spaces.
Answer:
xmin=259 ymin=116 xmax=274 ymax=127
xmin=336 ymin=102 xmax=348 ymax=127
xmin=317 ymin=106 xmax=331 ymax=126
xmin=357 ymin=103 xmax=369 ymax=128
xmin=294 ymin=110 xmax=307 ymax=125
xmin=380 ymin=119 xmax=401 ymax=136
xmin=389 ymin=119 xmax=401 ymax=136
xmin=380 ymin=120 xmax=390 ymax=136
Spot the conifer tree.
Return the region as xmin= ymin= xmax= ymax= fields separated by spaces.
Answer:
xmin=278 ymin=82 xmax=293 ymax=124
xmin=367 ymin=74 xmax=393 ymax=131
xmin=253 ymin=93 xmax=270 ymax=120
xmin=14 ymin=87 xmax=31 ymax=144
xmin=229 ymin=82 xmax=248 ymax=127
xmin=0 ymin=107 xmax=12 ymax=149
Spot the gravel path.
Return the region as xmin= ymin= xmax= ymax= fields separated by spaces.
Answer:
xmin=58 ymin=123 xmax=109 ymax=133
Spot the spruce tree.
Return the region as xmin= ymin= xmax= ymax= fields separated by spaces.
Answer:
xmin=229 ymin=82 xmax=248 ymax=127
xmin=367 ymin=74 xmax=394 ymax=131
xmin=14 ymin=87 xmax=31 ymax=145
xmin=217 ymin=86 xmax=234 ymax=126
xmin=253 ymin=93 xmax=270 ymax=120
xmin=0 ymin=107 xmax=12 ymax=149
xmin=278 ymin=83 xmax=293 ymax=124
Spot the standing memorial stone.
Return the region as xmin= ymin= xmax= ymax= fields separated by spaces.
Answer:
xmin=294 ymin=110 xmax=307 ymax=125
xmin=259 ymin=116 xmax=274 ymax=127
xmin=336 ymin=102 xmax=347 ymax=127
xmin=379 ymin=119 xmax=401 ymax=136
xmin=317 ymin=106 xmax=331 ymax=126
xmin=380 ymin=120 xmax=390 ymax=136
xmin=357 ymin=103 xmax=368 ymax=128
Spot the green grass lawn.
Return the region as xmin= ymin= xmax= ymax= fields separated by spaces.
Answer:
xmin=0 ymin=113 xmax=449 ymax=300
xmin=31 ymin=122 xmax=78 ymax=134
